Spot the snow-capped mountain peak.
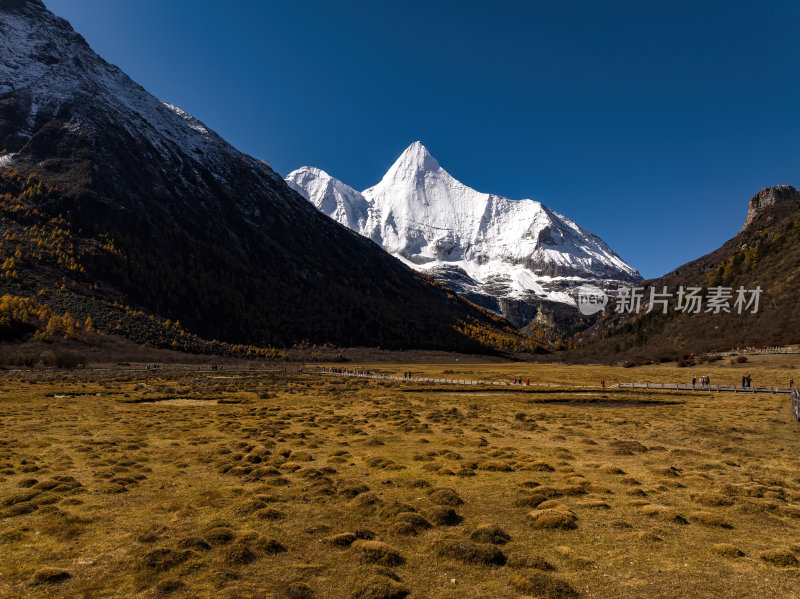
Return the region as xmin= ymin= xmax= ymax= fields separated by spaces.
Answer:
xmin=286 ymin=143 xmax=642 ymax=325
xmin=286 ymin=166 xmax=369 ymax=231
xmin=0 ymin=1 xmax=513 ymax=350
xmin=380 ymin=141 xmax=441 ymax=180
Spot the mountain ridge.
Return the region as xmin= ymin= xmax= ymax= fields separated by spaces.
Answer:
xmin=287 ymin=141 xmax=642 ymax=328
xmin=566 ymin=184 xmax=800 ymax=362
xmin=0 ymin=0 xmax=538 ymax=354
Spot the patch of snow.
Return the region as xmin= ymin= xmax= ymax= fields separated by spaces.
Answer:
xmin=546 ymin=291 xmax=577 ymax=306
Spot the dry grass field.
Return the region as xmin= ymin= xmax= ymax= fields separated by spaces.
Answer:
xmin=1 ymin=356 xmax=799 ymax=598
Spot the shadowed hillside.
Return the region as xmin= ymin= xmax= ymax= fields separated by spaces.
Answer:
xmin=0 ymin=1 xmax=541 ymax=355
xmin=567 ymin=186 xmax=800 ymax=363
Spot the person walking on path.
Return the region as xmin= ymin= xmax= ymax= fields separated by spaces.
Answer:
xmin=692 ymin=377 xmax=696 ymax=389
xmin=601 ymin=379 xmax=605 ymax=388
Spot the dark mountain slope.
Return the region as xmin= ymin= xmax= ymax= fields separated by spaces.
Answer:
xmin=0 ymin=0 xmax=535 ymax=353
xmin=568 ymin=186 xmax=800 ymax=363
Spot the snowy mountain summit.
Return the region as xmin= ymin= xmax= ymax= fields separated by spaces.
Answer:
xmin=287 ymin=142 xmax=641 ymax=326
xmin=0 ymin=2 xmax=518 ymax=350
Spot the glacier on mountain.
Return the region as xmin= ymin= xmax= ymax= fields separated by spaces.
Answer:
xmin=287 ymin=142 xmax=641 ymax=315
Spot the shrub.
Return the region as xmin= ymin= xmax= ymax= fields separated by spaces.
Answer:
xmin=31 ymin=568 xmax=71 ymax=585
xmin=351 ymin=540 xmax=405 ymax=566
xmin=54 ymin=350 xmax=86 ymax=369
xmin=428 ymin=488 xmax=464 ymax=506
xmin=470 ymin=524 xmax=511 ymax=545
xmin=712 ymin=543 xmax=744 ymax=557
xmin=760 ymin=550 xmax=799 ymax=567
xmin=432 ymin=539 xmax=506 ymax=565
xmin=527 ymin=509 xmax=578 ymax=529
xmin=351 ymin=568 xmax=409 ymax=599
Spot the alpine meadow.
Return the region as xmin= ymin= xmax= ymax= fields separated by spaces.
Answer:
xmin=1 ymin=1 xmax=800 ymax=598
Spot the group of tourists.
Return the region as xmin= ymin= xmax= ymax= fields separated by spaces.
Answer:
xmin=326 ymin=366 xmax=374 ymax=377
xmin=145 ymin=363 xmax=160 ymax=370
xmin=694 ymin=374 xmax=759 ymax=389
xmin=735 ymin=346 xmax=783 ymax=353
xmin=511 ymin=377 xmax=529 ymax=385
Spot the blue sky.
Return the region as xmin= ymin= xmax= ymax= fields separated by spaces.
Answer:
xmin=46 ymin=0 xmax=800 ymax=278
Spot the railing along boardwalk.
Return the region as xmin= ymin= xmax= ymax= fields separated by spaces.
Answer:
xmin=321 ymin=371 xmax=796 ymax=396
xmin=705 ymin=346 xmax=800 ymax=357
xmin=618 ymin=382 xmax=792 ymax=395
xmin=322 ymin=370 xmax=516 ymax=386
xmin=319 ymin=370 xmax=600 ymax=388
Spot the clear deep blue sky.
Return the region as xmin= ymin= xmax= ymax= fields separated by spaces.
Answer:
xmin=45 ymin=0 xmax=800 ymax=278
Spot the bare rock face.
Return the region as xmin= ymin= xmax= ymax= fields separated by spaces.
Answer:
xmin=742 ymin=185 xmax=800 ymax=231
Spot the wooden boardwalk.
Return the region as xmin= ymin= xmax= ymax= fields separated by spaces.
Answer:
xmin=618 ymin=382 xmax=792 ymax=395
xmin=321 ymin=370 xmax=795 ymax=396
xmin=319 ymin=370 xmax=599 ymax=389
xmin=322 ymin=370 xmax=526 ymax=387
xmin=705 ymin=347 xmax=799 ymax=358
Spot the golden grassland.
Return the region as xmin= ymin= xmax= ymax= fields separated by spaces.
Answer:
xmin=1 ymin=356 xmax=799 ymax=598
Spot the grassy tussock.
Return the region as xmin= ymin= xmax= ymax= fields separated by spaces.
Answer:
xmin=0 ymin=358 xmax=799 ymax=596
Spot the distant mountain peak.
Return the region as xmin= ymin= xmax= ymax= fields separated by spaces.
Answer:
xmin=385 ymin=141 xmax=441 ymax=178
xmin=285 ymin=166 xmax=368 ymax=231
xmin=287 ymin=143 xmax=642 ymax=326
xmin=0 ymin=0 xmax=516 ymax=352
xmin=742 ymin=185 xmax=800 ymax=231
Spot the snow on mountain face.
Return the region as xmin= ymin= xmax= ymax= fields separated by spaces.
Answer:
xmin=0 ymin=0 xmax=281 ymax=193
xmin=286 ymin=167 xmax=370 ymax=232
xmin=287 ymin=142 xmax=642 ymax=312
xmin=0 ymin=1 xmax=520 ymax=350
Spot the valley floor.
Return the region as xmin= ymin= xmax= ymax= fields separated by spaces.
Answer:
xmin=1 ymin=358 xmax=799 ymax=598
